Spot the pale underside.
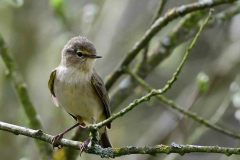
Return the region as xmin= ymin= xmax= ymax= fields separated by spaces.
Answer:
xmin=53 ymin=66 xmax=106 ymax=126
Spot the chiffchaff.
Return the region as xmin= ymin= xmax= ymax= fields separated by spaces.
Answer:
xmin=48 ymin=36 xmax=111 ymax=150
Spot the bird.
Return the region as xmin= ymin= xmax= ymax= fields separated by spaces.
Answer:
xmin=48 ymin=36 xmax=111 ymax=151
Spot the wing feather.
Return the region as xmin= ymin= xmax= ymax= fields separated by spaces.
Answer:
xmin=48 ymin=70 xmax=59 ymax=107
xmin=91 ymin=70 xmax=111 ymax=128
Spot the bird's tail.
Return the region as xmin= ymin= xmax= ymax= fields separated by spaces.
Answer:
xmin=101 ymin=130 xmax=112 ymax=148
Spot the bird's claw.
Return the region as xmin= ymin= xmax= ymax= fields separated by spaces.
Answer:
xmin=79 ymin=139 xmax=91 ymax=156
xmin=51 ymin=134 xmax=64 ymax=149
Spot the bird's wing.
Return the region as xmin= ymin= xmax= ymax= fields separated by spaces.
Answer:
xmin=48 ymin=69 xmax=59 ymax=107
xmin=91 ymin=70 xmax=111 ymax=128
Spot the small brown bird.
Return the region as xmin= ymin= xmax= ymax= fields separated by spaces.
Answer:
xmin=48 ymin=36 xmax=111 ymax=150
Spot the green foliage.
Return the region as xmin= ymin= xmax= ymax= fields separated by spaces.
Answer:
xmin=50 ymin=0 xmax=64 ymax=14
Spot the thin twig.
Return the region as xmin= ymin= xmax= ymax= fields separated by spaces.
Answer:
xmin=105 ymin=0 xmax=236 ymax=90
xmin=93 ymin=9 xmax=212 ymax=129
xmin=161 ymin=10 xmax=213 ymax=93
xmin=153 ymin=0 xmax=167 ymax=21
xmin=110 ymin=4 xmax=240 ymax=109
xmin=137 ymin=0 xmax=167 ymax=81
xmin=161 ymin=95 xmax=232 ymax=160
xmin=126 ymin=67 xmax=240 ymax=140
xmin=187 ymin=94 xmax=232 ymax=143
xmin=1 ymin=121 xmax=240 ymax=158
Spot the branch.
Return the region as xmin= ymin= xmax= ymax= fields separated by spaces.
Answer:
xmin=160 ymin=9 xmax=213 ymax=93
xmin=153 ymin=0 xmax=167 ymax=21
xmin=110 ymin=4 xmax=240 ymax=109
xmin=188 ymin=94 xmax=231 ymax=143
xmin=136 ymin=0 xmax=167 ymax=91
xmin=121 ymin=12 xmax=240 ymax=140
xmin=125 ymin=67 xmax=240 ymax=140
xmin=0 ymin=121 xmax=79 ymax=149
xmin=105 ymin=0 xmax=237 ymax=90
xmin=92 ymin=9 xmax=212 ymax=130
xmin=1 ymin=121 xmax=240 ymax=158
xmin=0 ymin=35 xmax=52 ymax=158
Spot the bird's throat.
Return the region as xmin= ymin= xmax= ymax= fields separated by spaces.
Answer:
xmin=57 ymin=65 xmax=93 ymax=84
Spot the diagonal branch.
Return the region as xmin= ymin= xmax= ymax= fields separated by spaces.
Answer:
xmin=126 ymin=68 xmax=240 ymax=140
xmin=105 ymin=0 xmax=237 ymax=90
xmin=110 ymin=3 xmax=240 ymax=109
xmin=153 ymin=0 xmax=167 ymax=21
xmin=1 ymin=121 xmax=240 ymax=158
xmin=92 ymin=9 xmax=212 ymax=129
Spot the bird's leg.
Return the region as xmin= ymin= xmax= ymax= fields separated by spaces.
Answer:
xmin=79 ymin=139 xmax=91 ymax=156
xmin=52 ymin=122 xmax=82 ymax=148
xmin=78 ymin=119 xmax=96 ymax=155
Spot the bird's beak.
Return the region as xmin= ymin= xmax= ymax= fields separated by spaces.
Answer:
xmin=86 ymin=55 xmax=102 ymax=59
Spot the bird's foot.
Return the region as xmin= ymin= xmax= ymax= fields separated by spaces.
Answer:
xmin=51 ymin=133 xmax=64 ymax=149
xmin=79 ymin=139 xmax=91 ymax=156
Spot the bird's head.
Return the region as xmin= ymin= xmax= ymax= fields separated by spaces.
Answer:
xmin=61 ymin=36 xmax=101 ymax=72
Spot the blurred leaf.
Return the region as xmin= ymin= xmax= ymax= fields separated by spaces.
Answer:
xmin=232 ymin=92 xmax=240 ymax=108
xmin=49 ymin=0 xmax=69 ymax=30
xmin=230 ymin=81 xmax=240 ymax=93
xmin=196 ymin=72 xmax=209 ymax=94
xmin=50 ymin=0 xmax=63 ymax=13
xmin=234 ymin=109 xmax=240 ymax=121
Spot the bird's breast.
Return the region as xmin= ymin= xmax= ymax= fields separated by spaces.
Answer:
xmin=54 ymin=67 xmax=105 ymax=124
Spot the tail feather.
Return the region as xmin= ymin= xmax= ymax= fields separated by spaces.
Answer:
xmin=101 ymin=131 xmax=112 ymax=148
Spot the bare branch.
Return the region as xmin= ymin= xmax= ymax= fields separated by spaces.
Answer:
xmin=1 ymin=121 xmax=240 ymax=158
xmin=153 ymin=0 xmax=167 ymax=21
xmin=105 ymin=0 xmax=237 ymax=90
xmin=0 ymin=121 xmax=79 ymax=149
xmin=125 ymin=67 xmax=240 ymax=140
xmin=110 ymin=3 xmax=240 ymax=109
xmin=92 ymin=9 xmax=212 ymax=129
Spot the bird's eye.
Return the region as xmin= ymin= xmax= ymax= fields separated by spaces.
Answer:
xmin=76 ymin=51 xmax=84 ymax=57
